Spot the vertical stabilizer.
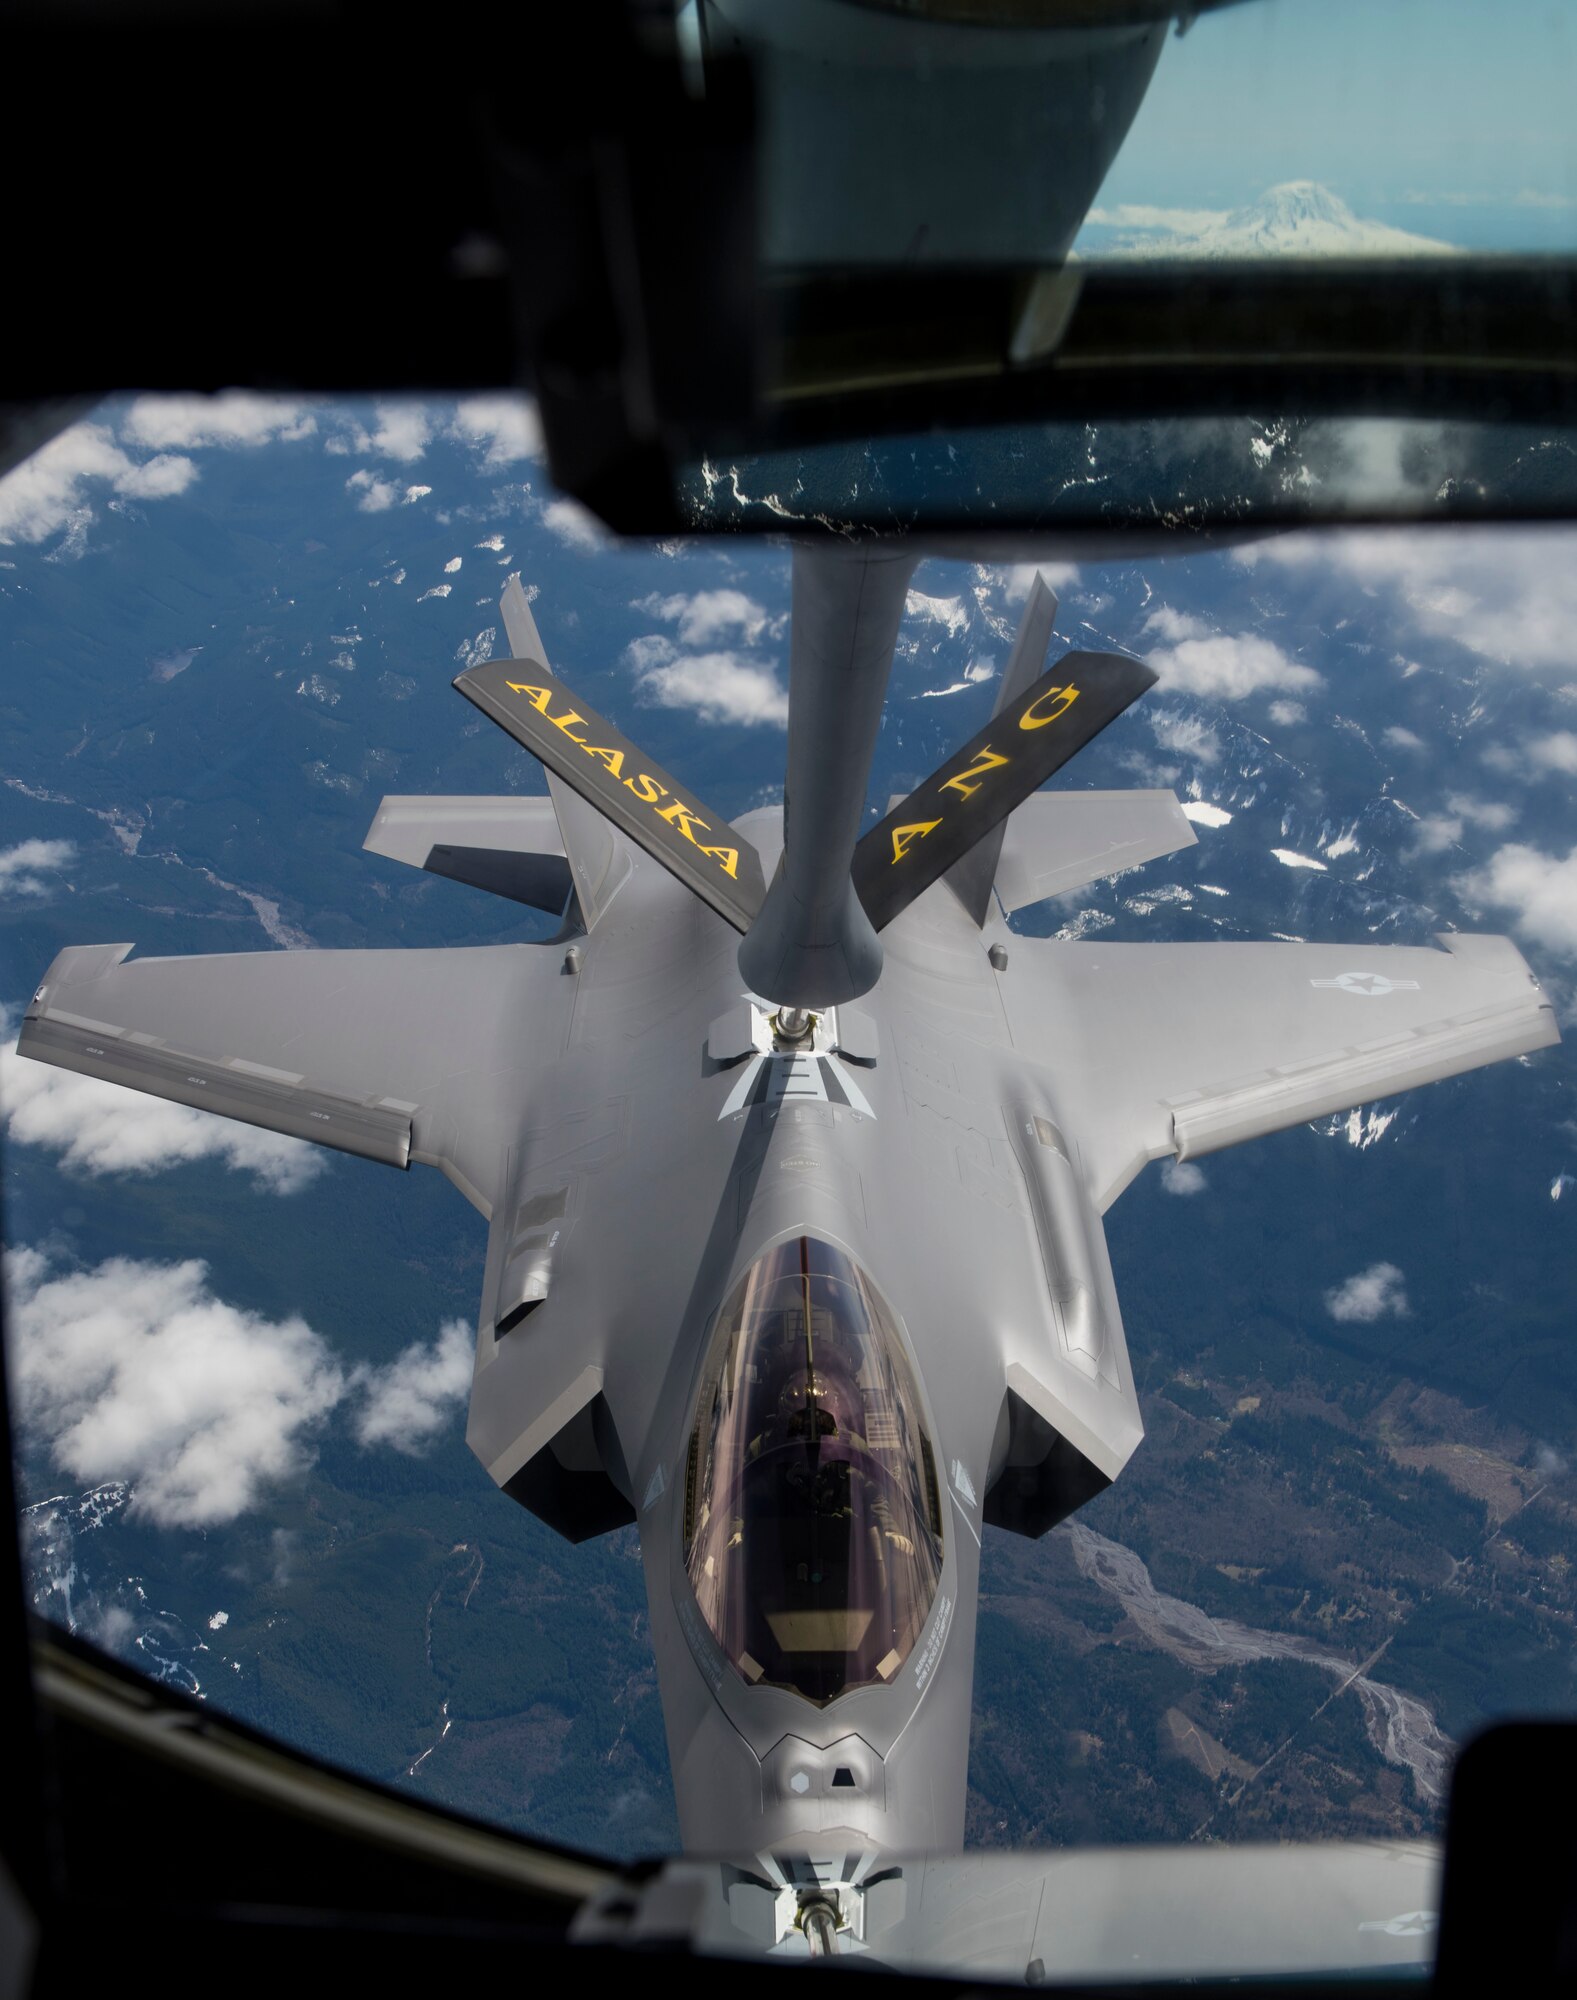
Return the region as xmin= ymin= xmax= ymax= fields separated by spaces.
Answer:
xmin=946 ymin=573 xmax=1059 ymax=926
xmin=499 ymin=577 xmax=632 ymax=928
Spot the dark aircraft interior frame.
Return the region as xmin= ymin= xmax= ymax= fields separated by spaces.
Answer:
xmin=1 ymin=2 xmax=1574 ymax=1991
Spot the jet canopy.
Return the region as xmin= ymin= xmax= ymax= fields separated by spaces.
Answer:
xmin=682 ymin=1236 xmax=944 ymax=1706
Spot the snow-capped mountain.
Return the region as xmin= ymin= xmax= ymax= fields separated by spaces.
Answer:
xmin=1089 ymin=181 xmax=1455 ymax=260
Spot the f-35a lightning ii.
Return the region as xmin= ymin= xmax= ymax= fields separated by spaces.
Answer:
xmin=18 ymin=543 xmax=1559 ymax=1863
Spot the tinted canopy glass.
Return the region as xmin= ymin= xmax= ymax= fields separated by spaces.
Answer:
xmin=683 ymin=1237 xmax=944 ymax=1706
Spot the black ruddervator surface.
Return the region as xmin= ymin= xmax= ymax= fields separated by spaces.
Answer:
xmin=457 ymin=649 xmax=1156 ymax=943
xmin=853 ymin=650 xmax=1158 ymax=931
xmin=455 ymin=656 xmax=771 ymax=933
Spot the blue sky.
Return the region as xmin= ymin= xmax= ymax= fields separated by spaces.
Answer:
xmin=1090 ymin=0 xmax=1577 ymax=246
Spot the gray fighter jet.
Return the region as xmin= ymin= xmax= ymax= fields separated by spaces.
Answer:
xmin=18 ymin=543 xmax=1559 ymax=1863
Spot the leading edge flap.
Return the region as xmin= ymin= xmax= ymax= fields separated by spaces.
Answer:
xmin=454 ymin=657 xmax=768 ymax=934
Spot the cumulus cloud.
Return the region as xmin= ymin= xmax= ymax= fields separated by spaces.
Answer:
xmin=1161 ymin=1158 xmax=1207 ymax=1196
xmin=1237 ymin=526 xmax=1577 ymax=676
xmin=0 ymin=838 xmax=74 ymax=897
xmin=1267 ymin=700 xmax=1306 ymax=726
xmin=540 ymin=498 xmax=608 ymax=552
xmin=1143 ymin=607 xmax=1321 ymax=700
xmin=1412 ymin=793 xmax=1519 ymax=855
xmin=344 ymin=468 xmax=400 ymax=512
xmin=325 ymin=402 xmax=431 ymax=463
xmin=351 ymin=1319 xmax=472 ymax=1454
xmin=635 ymin=588 xmax=773 ymax=647
xmin=991 ymin=561 xmax=1080 ymax=604
xmin=1527 ymin=731 xmax=1577 ymax=777
xmin=1325 ymin=1261 xmax=1409 ymax=1324
xmin=1454 ymin=843 xmax=1577 ymax=958
xmin=120 ymin=394 xmax=318 ymax=451
xmin=5 ymin=1246 xmax=476 ymax=1524
xmin=1152 ymin=711 xmax=1222 ymax=765
xmin=631 ymin=645 xmax=789 ymax=727
xmin=448 ymin=396 xmax=542 ymax=465
xmin=1385 ymin=725 xmax=1425 ymax=751
xmin=0 ymin=422 xmax=197 ymax=546
xmin=1 ymin=1033 xmax=326 ymax=1193
xmin=1086 ymin=202 xmax=1226 ymax=234
xmin=6 ymin=1250 xmax=346 ymax=1528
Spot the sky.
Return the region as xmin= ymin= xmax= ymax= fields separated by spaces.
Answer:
xmin=1087 ymin=0 xmax=1577 ymax=247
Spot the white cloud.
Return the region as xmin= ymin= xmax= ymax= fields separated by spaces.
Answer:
xmin=0 ymin=838 xmax=74 ymax=897
xmin=1 ymin=1034 xmax=325 ymax=1193
xmin=325 ymin=402 xmax=431 ymax=463
xmin=1528 ymin=731 xmax=1577 ymax=776
xmin=1325 ymin=1261 xmax=1409 ymax=1324
xmin=1272 ymin=847 xmax=1328 ymax=872
xmin=1145 ymin=606 xmax=1207 ymax=643
xmin=994 ymin=561 xmax=1079 ymax=604
xmin=1152 ymin=712 xmax=1222 ymax=764
xmin=351 ymin=1319 xmax=472 ymax=1454
xmin=624 ymin=633 xmax=678 ymax=673
xmin=632 ymin=649 xmax=789 ymax=728
xmin=369 ymin=403 xmax=430 ymax=462
xmin=1180 ymin=801 xmax=1232 ymax=828
xmin=1412 ymin=793 xmax=1518 ymax=856
xmin=1454 ymin=843 xmax=1577 ymax=958
xmin=5 ymin=1250 xmax=346 ymax=1528
xmin=1161 ymin=1158 xmax=1207 ymax=1196
xmin=1385 ymin=725 xmax=1425 ymax=751
xmin=1267 ymin=700 xmax=1306 ymax=726
xmin=1087 ymin=202 xmax=1225 ymax=233
xmin=448 ymin=397 xmax=542 ymax=466
xmin=443 ymin=555 xmax=462 ymax=573
xmin=541 ymin=498 xmax=607 ymax=552
xmin=120 ymin=394 xmax=317 ymax=451
xmin=1239 ymin=527 xmax=1577 ymax=677
xmin=0 ymin=422 xmax=198 ymax=546
xmin=635 ymin=588 xmax=772 ymax=647
xmin=345 ymin=468 xmax=400 ymax=513
xmin=1413 ymin=815 xmax=1463 ymax=855
xmin=1144 ymin=608 xmax=1321 ymax=701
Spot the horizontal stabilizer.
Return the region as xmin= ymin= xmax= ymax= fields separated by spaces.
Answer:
xmin=853 ymin=648 xmax=1157 ymax=932
xmin=454 ymin=657 xmax=767 ymax=934
xmin=363 ymin=794 xmax=572 ymax=915
xmin=994 ymin=789 xmax=1197 ymax=913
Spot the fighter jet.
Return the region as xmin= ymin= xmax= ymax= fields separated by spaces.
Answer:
xmin=17 ymin=543 xmax=1559 ymax=1863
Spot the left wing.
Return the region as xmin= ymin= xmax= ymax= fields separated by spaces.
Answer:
xmin=996 ymin=932 xmax=1559 ymax=1211
xmin=18 ymin=939 xmax=562 ymax=1218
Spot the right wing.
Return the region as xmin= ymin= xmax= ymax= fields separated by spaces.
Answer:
xmin=998 ymin=931 xmax=1559 ymax=1211
xmin=18 ymin=938 xmax=563 ymax=1218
